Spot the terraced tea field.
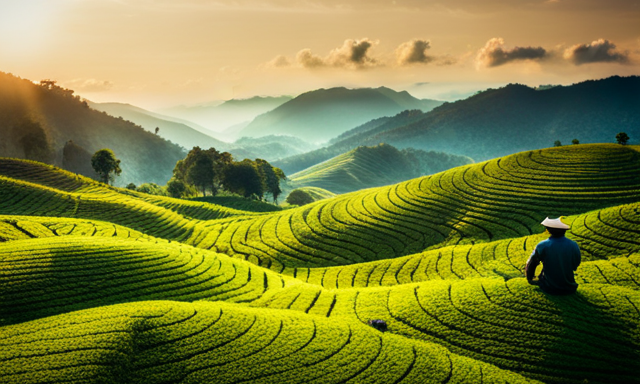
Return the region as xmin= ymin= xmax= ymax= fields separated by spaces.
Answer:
xmin=1 ymin=144 xmax=639 ymax=384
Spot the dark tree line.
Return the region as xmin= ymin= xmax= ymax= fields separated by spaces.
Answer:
xmin=170 ymin=147 xmax=286 ymax=202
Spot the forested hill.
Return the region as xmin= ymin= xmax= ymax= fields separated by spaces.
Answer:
xmin=239 ymin=86 xmax=443 ymax=142
xmin=274 ymin=109 xmax=428 ymax=175
xmin=286 ymin=143 xmax=473 ymax=194
xmin=0 ymin=71 xmax=185 ymax=186
xmin=337 ymin=76 xmax=640 ymax=161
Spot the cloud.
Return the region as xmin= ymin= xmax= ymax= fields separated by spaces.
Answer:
xmin=475 ymin=38 xmax=548 ymax=68
xmin=396 ymin=39 xmax=433 ymax=65
xmin=64 ymin=79 xmax=114 ymax=92
xmin=295 ymin=38 xmax=378 ymax=69
xmin=563 ymin=39 xmax=629 ymax=65
xmin=266 ymin=54 xmax=292 ymax=68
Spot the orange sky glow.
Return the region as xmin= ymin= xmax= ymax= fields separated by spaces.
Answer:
xmin=1 ymin=0 xmax=638 ymax=109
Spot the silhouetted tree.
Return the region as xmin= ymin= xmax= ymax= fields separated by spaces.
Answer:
xmin=155 ymin=127 xmax=159 ymax=135
xmin=554 ymin=140 xmax=562 ymax=147
xmin=286 ymin=189 xmax=314 ymax=206
xmin=91 ymin=148 xmax=122 ymax=185
xmin=572 ymin=139 xmax=579 ymax=145
xmin=126 ymin=183 xmax=137 ymax=190
xmin=616 ymin=132 xmax=629 ymax=145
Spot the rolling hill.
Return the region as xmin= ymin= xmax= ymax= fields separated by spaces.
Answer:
xmin=339 ymin=76 xmax=640 ymax=161
xmin=285 ymin=143 xmax=473 ymax=194
xmin=239 ymin=87 xmax=444 ymax=142
xmin=274 ymin=109 xmax=430 ymax=175
xmin=1 ymin=143 xmax=640 ymax=384
xmin=0 ymin=71 xmax=185 ymax=186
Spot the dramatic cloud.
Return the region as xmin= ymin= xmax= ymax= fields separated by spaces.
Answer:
xmin=563 ymin=39 xmax=629 ymax=65
xmin=295 ymin=38 xmax=378 ymax=69
xmin=64 ymin=79 xmax=114 ymax=92
xmin=396 ymin=39 xmax=433 ymax=65
xmin=475 ymin=38 xmax=548 ymax=68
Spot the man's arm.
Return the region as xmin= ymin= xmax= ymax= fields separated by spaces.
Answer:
xmin=525 ymin=250 xmax=541 ymax=283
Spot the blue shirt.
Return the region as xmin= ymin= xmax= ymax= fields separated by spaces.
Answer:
xmin=527 ymin=236 xmax=581 ymax=295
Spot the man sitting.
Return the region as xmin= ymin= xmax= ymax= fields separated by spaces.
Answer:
xmin=525 ymin=217 xmax=581 ymax=295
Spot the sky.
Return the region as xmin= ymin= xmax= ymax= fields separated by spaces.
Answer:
xmin=1 ymin=0 xmax=639 ymax=109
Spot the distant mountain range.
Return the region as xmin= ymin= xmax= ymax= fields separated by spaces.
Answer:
xmin=89 ymin=102 xmax=231 ymax=151
xmin=345 ymin=76 xmax=640 ymax=161
xmin=284 ymin=143 xmax=472 ymax=195
xmin=239 ymin=87 xmax=444 ymax=142
xmin=159 ymin=96 xmax=293 ymax=139
xmin=0 ymin=71 xmax=185 ymax=186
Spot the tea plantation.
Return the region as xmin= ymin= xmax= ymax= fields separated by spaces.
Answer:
xmin=1 ymin=144 xmax=639 ymax=384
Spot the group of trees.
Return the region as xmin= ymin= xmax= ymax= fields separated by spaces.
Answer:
xmin=554 ymin=132 xmax=631 ymax=147
xmin=169 ymin=147 xmax=286 ymax=202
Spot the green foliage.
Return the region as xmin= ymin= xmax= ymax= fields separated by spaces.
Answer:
xmin=222 ymin=159 xmax=265 ymax=198
xmin=126 ymin=182 xmax=137 ymax=190
xmin=91 ymin=148 xmax=121 ymax=185
xmin=286 ymin=189 xmax=314 ymax=206
xmin=2 ymin=144 xmax=640 ymax=384
xmin=616 ymin=131 xmax=630 ymax=145
xmin=572 ymin=138 xmax=580 ymax=144
xmin=554 ymin=140 xmax=562 ymax=147
xmin=136 ymin=182 xmax=166 ymax=196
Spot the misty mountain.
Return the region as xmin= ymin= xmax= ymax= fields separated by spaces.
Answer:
xmin=345 ymin=76 xmax=640 ymax=161
xmin=284 ymin=143 xmax=472 ymax=195
xmin=273 ymin=109 xmax=428 ymax=175
xmin=89 ymin=102 xmax=231 ymax=151
xmin=239 ymin=87 xmax=444 ymax=142
xmin=0 ymin=71 xmax=185 ymax=186
xmin=159 ymin=96 xmax=292 ymax=139
xmin=230 ymin=135 xmax=316 ymax=162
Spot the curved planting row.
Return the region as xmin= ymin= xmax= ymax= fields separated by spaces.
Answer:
xmin=288 ymin=201 xmax=640 ymax=289
xmin=0 ymin=300 xmax=538 ymax=384
xmin=253 ymin=278 xmax=640 ymax=384
xmin=0 ymin=236 xmax=289 ymax=325
xmin=194 ymin=144 xmax=640 ymax=270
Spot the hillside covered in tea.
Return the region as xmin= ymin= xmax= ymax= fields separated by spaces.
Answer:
xmin=1 ymin=143 xmax=639 ymax=384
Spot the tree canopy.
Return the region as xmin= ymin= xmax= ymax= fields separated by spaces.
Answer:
xmin=616 ymin=132 xmax=630 ymax=145
xmin=91 ymin=148 xmax=122 ymax=185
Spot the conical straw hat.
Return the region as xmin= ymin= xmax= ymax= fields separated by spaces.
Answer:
xmin=541 ymin=217 xmax=570 ymax=229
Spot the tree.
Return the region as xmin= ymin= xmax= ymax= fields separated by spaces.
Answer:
xmin=286 ymin=189 xmax=314 ymax=206
xmin=255 ymin=158 xmax=287 ymax=203
xmin=126 ymin=183 xmax=137 ymax=190
xmin=222 ymin=160 xmax=265 ymax=198
xmin=155 ymin=127 xmax=160 ymax=135
xmin=91 ymin=148 xmax=122 ymax=185
xmin=167 ymin=178 xmax=187 ymax=198
xmin=173 ymin=147 xmax=233 ymax=196
xmin=554 ymin=140 xmax=562 ymax=147
xmin=616 ymin=132 xmax=629 ymax=145
xmin=572 ymin=139 xmax=580 ymax=145
xmin=187 ymin=151 xmax=214 ymax=196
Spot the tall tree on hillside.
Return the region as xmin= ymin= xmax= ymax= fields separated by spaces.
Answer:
xmin=256 ymin=158 xmax=286 ymax=203
xmin=91 ymin=148 xmax=122 ymax=185
xmin=222 ymin=159 xmax=265 ymax=198
xmin=616 ymin=132 xmax=630 ymax=145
